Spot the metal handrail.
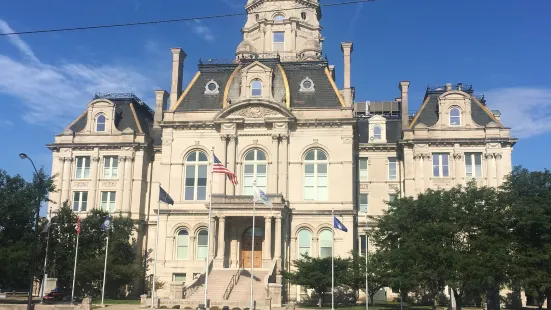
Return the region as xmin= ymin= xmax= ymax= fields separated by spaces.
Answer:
xmin=223 ymin=260 xmax=242 ymax=300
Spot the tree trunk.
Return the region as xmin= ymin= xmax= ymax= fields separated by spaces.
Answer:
xmin=370 ymin=294 xmax=375 ymax=306
xmin=546 ymin=290 xmax=551 ymax=310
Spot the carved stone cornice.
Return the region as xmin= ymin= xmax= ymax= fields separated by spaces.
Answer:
xmin=280 ymin=135 xmax=289 ymax=143
xmin=484 ymin=153 xmax=494 ymax=159
xmin=91 ymin=156 xmax=101 ymax=163
xmin=220 ymin=135 xmax=229 ymax=142
xmin=453 ymin=153 xmax=463 ymax=160
xmin=271 ymin=134 xmax=280 ymax=142
xmin=423 ymin=154 xmax=432 ymax=161
xmin=494 ymin=153 xmax=503 ymax=160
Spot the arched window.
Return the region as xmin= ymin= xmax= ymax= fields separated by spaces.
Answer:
xmin=273 ymin=14 xmax=285 ymax=21
xmin=96 ymin=114 xmax=106 ymax=132
xmin=243 ymin=149 xmax=267 ymax=195
xmin=197 ymin=230 xmax=208 ymax=260
xmin=176 ymin=229 xmax=189 ymax=259
xmin=298 ymin=229 xmax=311 ymax=257
xmin=319 ymin=229 xmax=333 ymax=258
xmin=373 ymin=125 xmax=382 ymax=140
xmin=184 ymin=150 xmax=208 ymax=201
xmin=450 ymin=107 xmax=461 ymax=126
xmin=251 ymin=79 xmax=262 ymax=97
xmin=303 ymin=148 xmax=328 ymax=201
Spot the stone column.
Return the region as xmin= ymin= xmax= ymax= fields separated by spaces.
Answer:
xmin=231 ymin=224 xmax=239 ymax=267
xmin=311 ymin=237 xmax=319 ymax=258
xmin=209 ymin=217 xmax=216 ymax=257
xmin=414 ymin=155 xmax=422 ymax=193
xmin=278 ymin=136 xmax=289 ymax=197
xmin=220 ymin=135 xmax=228 ymax=194
xmin=290 ymin=237 xmax=297 ymax=261
xmin=115 ymin=157 xmax=126 ymax=212
xmin=226 ymin=135 xmax=237 ymax=195
xmin=60 ymin=157 xmax=72 ymax=204
xmin=217 ymin=216 xmax=226 ymax=259
xmin=453 ymin=153 xmax=463 ymax=186
xmin=189 ymin=236 xmax=196 ymax=260
xmin=424 ymin=154 xmax=432 ymax=189
xmin=122 ymin=156 xmax=134 ymax=214
xmin=270 ymin=135 xmax=279 ymax=195
xmin=264 ymin=216 xmax=273 ymax=260
xmin=89 ymin=156 xmax=100 ymax=210
xmin=486 ymin=154 xmax=495 ymax=187
xmin=274 ymin=216 xmax=282 ymax=261
xmin=495 ymin=154 xmax=503 ymax=186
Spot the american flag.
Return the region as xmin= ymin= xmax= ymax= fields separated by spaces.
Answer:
xmin=213 ymin=154 xmax=238 ymax=185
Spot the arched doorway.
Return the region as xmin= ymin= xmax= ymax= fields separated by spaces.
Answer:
xmin=241 ymin=226 xmax=263 ymax=268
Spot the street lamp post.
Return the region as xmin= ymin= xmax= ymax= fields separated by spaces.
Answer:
xmin=19 ymin=153 xmax=43 ymax=310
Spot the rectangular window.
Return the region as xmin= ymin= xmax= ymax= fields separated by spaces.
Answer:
xmin=388 ymin=157 xmax=397 ymax=180
xmin=100 ymin=191 xmax=116 ymax=212
xmin=304 ymin=163 xmax=328 ymax=201
xmin=432 ymin=153 xmax=449 ymax=177
xmin=173 ymin=273 xmax=186 ymax=284
xmin=75 ymin=156 xmax=90 ymax=179
xmin=359 ymin=158 xmax=368 ymax=181
xmin=319 ymin=239 xmax=332 ymax=259
xmin=197 ymin=233 xmax=208 ymax=259
xmin=72 ymin=191 xmax=88 ymax=212
xmin=465 ymin=153 xmax=483 ymax=178
xmin=389 ymin=194 xmax=397 ymax=203
xmin=103 ymin=156 xmax=118 ymax=179
xmin=360 ymin=235 xmax=368 ymax=256
xmin=273 ymin=32 xmax=285 ymax=52
xmin=359 ymin=194 xmax=368 ymax=213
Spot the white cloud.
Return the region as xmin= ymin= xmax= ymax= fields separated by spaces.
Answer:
xmin=0 ymin=19 xmax=157 ymax=129
xmin=0 ymin=119 xmax=14 ymax=128
xmin=483 ymin=87 xmax=551 ymax=138
xmin=187 ymin=20 xmax=215 ymax=43
xmin=220 ymin=0 xmax=242 ymax=9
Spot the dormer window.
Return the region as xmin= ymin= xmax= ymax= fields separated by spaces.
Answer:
xmin=373 ymin=125 xmax=382 ymax=140
xmin=96 ymin=114 xmax=106 ymax=132
xmin=251 ymin=79 xmax=262 ymax=97
xmin=273 ymin=14 xmax=285 ymax=21
xmin=450 ymin=107 xmax=461 ymax=126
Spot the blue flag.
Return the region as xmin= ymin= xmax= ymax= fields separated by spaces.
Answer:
xmin=333 ymin=216 xmax=348 ymax=232
xmin=100 ymin=216 xmax=112 ymax=232
xmin=159 ymin=185 xmax=174 ymax=205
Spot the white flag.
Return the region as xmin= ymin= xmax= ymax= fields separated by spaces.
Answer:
xmin=253 ymin=185 xmax=273 ymax=208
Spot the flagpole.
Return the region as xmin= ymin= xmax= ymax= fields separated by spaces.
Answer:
xmin=251 ymin=180 xmax=257 ymax=310
xmin=365 ymin=212 xmax=368 ymax=310
xmin=152 ymin=195 xmax=161 ymax=308
xmin=101 ymin=233 xmax=109 ymax=306
xmin=71 ymin=228 xmax=79 ymax=305
xmin=40 ymin=214 xmax=52 ymax=304
xmin=331 ymin=208 xmax=335 ymax=310
xmin=204 ymin=147 xmax=215 ymax=308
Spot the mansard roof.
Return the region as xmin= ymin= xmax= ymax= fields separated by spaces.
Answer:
xmin=68 ymin=93 xmax=153 ymax=135
xmin=357 ymin=117 xmax=402 ymax=144
xmin=173 ymin=58 xmax=343 ymax=112
xmin=409 ymin=86 xmax=502 ymax=129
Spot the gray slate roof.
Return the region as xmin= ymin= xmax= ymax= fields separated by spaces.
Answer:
xmin=410 ymin=89 xmax=499 ymax=128
xmin=174 ymin=59 xmax=342 ymax=111
xmin=357 ymin=118 xmax=402 ymax=144
xmin=69 ymin=98 xmax=153 ymax=135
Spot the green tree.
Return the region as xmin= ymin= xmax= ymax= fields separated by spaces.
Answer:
xmin=281 ymin=254 xmax=348 ymax=307
xmin=344 ymin=250 xmax=390 ymax=305
xmin=503 ymin=167 xmax=551 ymax=310
xmin=0 ymin=168 xmax=55 ymax=290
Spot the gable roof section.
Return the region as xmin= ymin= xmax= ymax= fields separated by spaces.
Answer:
xmin=67 ymin=96 xmax=153 ymax=135
xmin=409 ymin=89 xmax=503 ymax=129
xmin=278 ymin=61 xmax=343 ymax=108
xmin=174 ymin=63 xmax=240 ymax=112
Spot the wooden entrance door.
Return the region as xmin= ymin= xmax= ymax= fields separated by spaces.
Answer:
xmin=241 ymin=236 xmax=262 ymax=268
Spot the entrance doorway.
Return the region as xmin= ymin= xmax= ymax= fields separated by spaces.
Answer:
xmin=241 ymin=226 xmax=263 ymax=268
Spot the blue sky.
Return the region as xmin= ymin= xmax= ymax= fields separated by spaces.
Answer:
xmin=1 ymin=0 xmax=550 ymax=184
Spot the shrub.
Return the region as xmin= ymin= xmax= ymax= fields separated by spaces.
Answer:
xmin=210 ymin=307 xmax=221 ymax=310
xmin=172 ymin=306 xmax=180 ymax=309
xmin=231 ymin=307 xmax=241 ymax=310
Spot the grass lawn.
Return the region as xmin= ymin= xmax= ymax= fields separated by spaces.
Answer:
xmin=91 ymin=299 xmax=140 ymax=305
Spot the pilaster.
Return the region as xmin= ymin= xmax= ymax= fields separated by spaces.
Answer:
xmin=61 ymin=157 xmax=73 ymax=204
xmin=89 ymin=156 xmax=100 ymax=210
xmin=226 ymin=135 xmax=237 ymax=195
xmin=423 ymin=154 xmax=432 ymax=189
xmin=209 ymin=217 xmax=216 ymax=257
xmin=269 ymin=135 xmax=279 ymax=194
xmin=453 ymin=153 xmax=463 ymax=186
xmin=278 ymin=135 xmax=289 ymax=197
xmin=216 ymin=216 xmax=226 ymax=266
xmin=495 ymin=153 xmax=503 ymax=186
xmin=189 ymin=236 xmax=196 ymax=260
xmin=122 ymin=155 xmax=134 ymax=214
xmin=116 ymin=157 xmax=126 ymax=212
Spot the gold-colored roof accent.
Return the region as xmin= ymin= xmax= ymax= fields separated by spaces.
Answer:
xmin=276 ymin=64 xmax=291 ymax=109
xmin=408 ymin=95 xmax=431 ymax=129
xmin=172 ymin=71 xmax=201 ymax=111
xmin=129 ymin=102 xmax=143 ymax=133
xmin=222 ymin=65 xmax=242 ymax=109
xmin=471 ymin=96 xmax=504 ymax=128
xmin=324 ymin=67 xmax=345 ymax=107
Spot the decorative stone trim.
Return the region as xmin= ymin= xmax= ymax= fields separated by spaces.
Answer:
xmin=299 ymin=77 xmax=315 ymax=93
xmin=204 ymin=80 xmax=220 ymax=95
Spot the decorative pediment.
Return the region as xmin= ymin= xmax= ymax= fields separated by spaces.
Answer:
xmin=215 ymin=101 xmax=295 ymax=120
xmin=242 ymin=60 xmax=272 ymax=73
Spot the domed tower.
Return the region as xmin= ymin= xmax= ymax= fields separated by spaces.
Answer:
xmin=236 ymin=0 xmax=323 ymax=61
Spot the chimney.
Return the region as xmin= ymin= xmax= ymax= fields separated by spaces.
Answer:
xmin=399 ymin=81 xmax=410 ymax=129
xmin=341 ymin=42 xmax=353 ymax=106
xmin=170 ymin=48 xmax=187 ymax=109
xmin=154 ymin=90 xmax=169 ymax=129
xmin=328 ymin=65 xmax=336 ymax=81
xmin=457 ymin=83 xmax=463 ymax=91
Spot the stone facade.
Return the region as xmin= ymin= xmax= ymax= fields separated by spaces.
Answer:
xmin=46 ymin=0 xmax=516 ymax=306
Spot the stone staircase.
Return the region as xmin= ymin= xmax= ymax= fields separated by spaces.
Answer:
xmin=184 ymin=268 xmax=269 ymax=305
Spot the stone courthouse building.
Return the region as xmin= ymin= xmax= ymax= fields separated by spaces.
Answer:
xmin=46 ymin=0 xmax=516 ymax=306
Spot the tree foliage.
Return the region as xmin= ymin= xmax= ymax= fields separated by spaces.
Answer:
xmin=0 ymin=168 xmax=55 ymax=290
